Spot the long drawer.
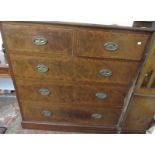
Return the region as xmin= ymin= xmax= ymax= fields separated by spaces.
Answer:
xmin=75 ymin=29 xmax=150 ymax=61
xmin=1 ymin=22 xmax=73 ymax=56
xmin=21 ymin=103 xmax=121 ymax=127
xmin=9 ymin=55 xmax=140 ymax=85
xmin=16 ymin=79 xmax=128 ymax=108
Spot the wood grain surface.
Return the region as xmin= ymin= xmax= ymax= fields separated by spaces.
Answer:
xmin=16 ymin=78 xmax=128 ymax=108
xmin=21 ymin=102 xmax=121 ymax=127
xmin=76 ymin=29 xmax=151 ymax=61
xmin=9 ymin=54 xmax=140 ymax=86
xmin=1 ymin=21 xmax=153 ymax=133
xmin=122 ymin=95 xmax=155 ymax=133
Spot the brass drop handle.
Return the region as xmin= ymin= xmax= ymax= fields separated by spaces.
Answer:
xmin=91 ymin=113 xmax=103 ymax=119
xmin=32 ymin=36 xmax=48 ymax=46
xmin=38 ymin=88 xmax=51 ymax=96
xmin=99 ymin=69 xmax=112 ymax=77
xmin=96 ymin=92 xmax=108 ymax=99
xmin=41 ymin=110 xmax=53 ymax=117
xmin=36 ymin=64 xmax=49 ymax=73
xmin=104 ymin=42 xmax=118 ymax=51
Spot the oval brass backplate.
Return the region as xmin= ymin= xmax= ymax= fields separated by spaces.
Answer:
xmin=96 ymin=92 xmax=108 ymax=99
xmin=91 ymin=113 xmax=103 ymax=119
xmin=38 ymin=88 xmax=51 ymax=96
xmin=104 ymin=42 xmax=118 ymax=51
xmin=32 ymin=36 xmax=48 ymax=46
xmin=41 ymin=110 xmax=53 ymax=117
xmin=99 ymin=69 xmax=112 ymax=77
xmin=36 ymin=64 xmax=49 ymax=73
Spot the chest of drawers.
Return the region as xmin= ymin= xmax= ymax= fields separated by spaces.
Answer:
xmin=1 ymin=21 xmax=154 ymax=133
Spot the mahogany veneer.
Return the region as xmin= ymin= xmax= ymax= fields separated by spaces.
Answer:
xmin=1 ymin=21 xmax=155 ymax=133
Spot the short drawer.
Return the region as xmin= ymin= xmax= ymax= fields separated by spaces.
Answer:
xmin=16 ymin=79 xmax=128 ymax=108
xmin=22 ymin=103 xmax=121 ymax=126
xmin=2 ymin=22 xmax=73 ymax=55
xmin=76 ymin=29 xmax=151 ymax=61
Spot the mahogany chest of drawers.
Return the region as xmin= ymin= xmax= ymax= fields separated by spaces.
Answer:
xmin=1 ymin=21 xmax=155 ymax=133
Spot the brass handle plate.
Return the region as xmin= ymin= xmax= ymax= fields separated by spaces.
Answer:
xmin=36 ymin=64 xmax=49 ymax=73
xmin=32 ymin=36 xmax=48 ymax=46
xmin=96 ymin=92 xmax=108 ymax=99
xmin=41 ymin=110 xmax=53 ymax=117
xmin=99 ymin=69 xmax=112 ymax=77
xmin=104 ymin=42 xmax=118 ymax=51
xmin=91 ymin=113 xmax=103 ymax=119
xmin=39 ymin=88 xmax=50 ymax=96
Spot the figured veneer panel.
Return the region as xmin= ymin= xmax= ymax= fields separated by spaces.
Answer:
xmin=1 ymin=23 xmax=73 ymax=56
xmin=21 ymin=103 xmax=121 ymax=127
xmin=76 ymin=29 xmax=150 ymax=61
xmin=74 ymin=58 xmax=140 ymax=86
xmin=9 ymin=54 xmax=73 ymax=81
xmin=15 ymin=78 xmax=128 ymax=108
xmin=9 ymin=54 xmax=140 ymax=86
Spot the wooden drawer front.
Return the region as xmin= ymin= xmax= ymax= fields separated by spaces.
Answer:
xmin=2 ymin=23 xmax=73 ymax=55
xmin=16 ymin=79 xmax=128 ymax=108
xmin=9 ymin=55 xmax=140 ymax=85
xmin=76 ymin=30 xmax=150 ymax=61
xmin=74 ymin=58 xmax=140 ymax=85
xmin=9 ymin=55 xmax=73 ymax=81
xmin=22 ymin=103 xmax=121 ymax=126
xmin=122 ymin=95 xmax=155 ymax=133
